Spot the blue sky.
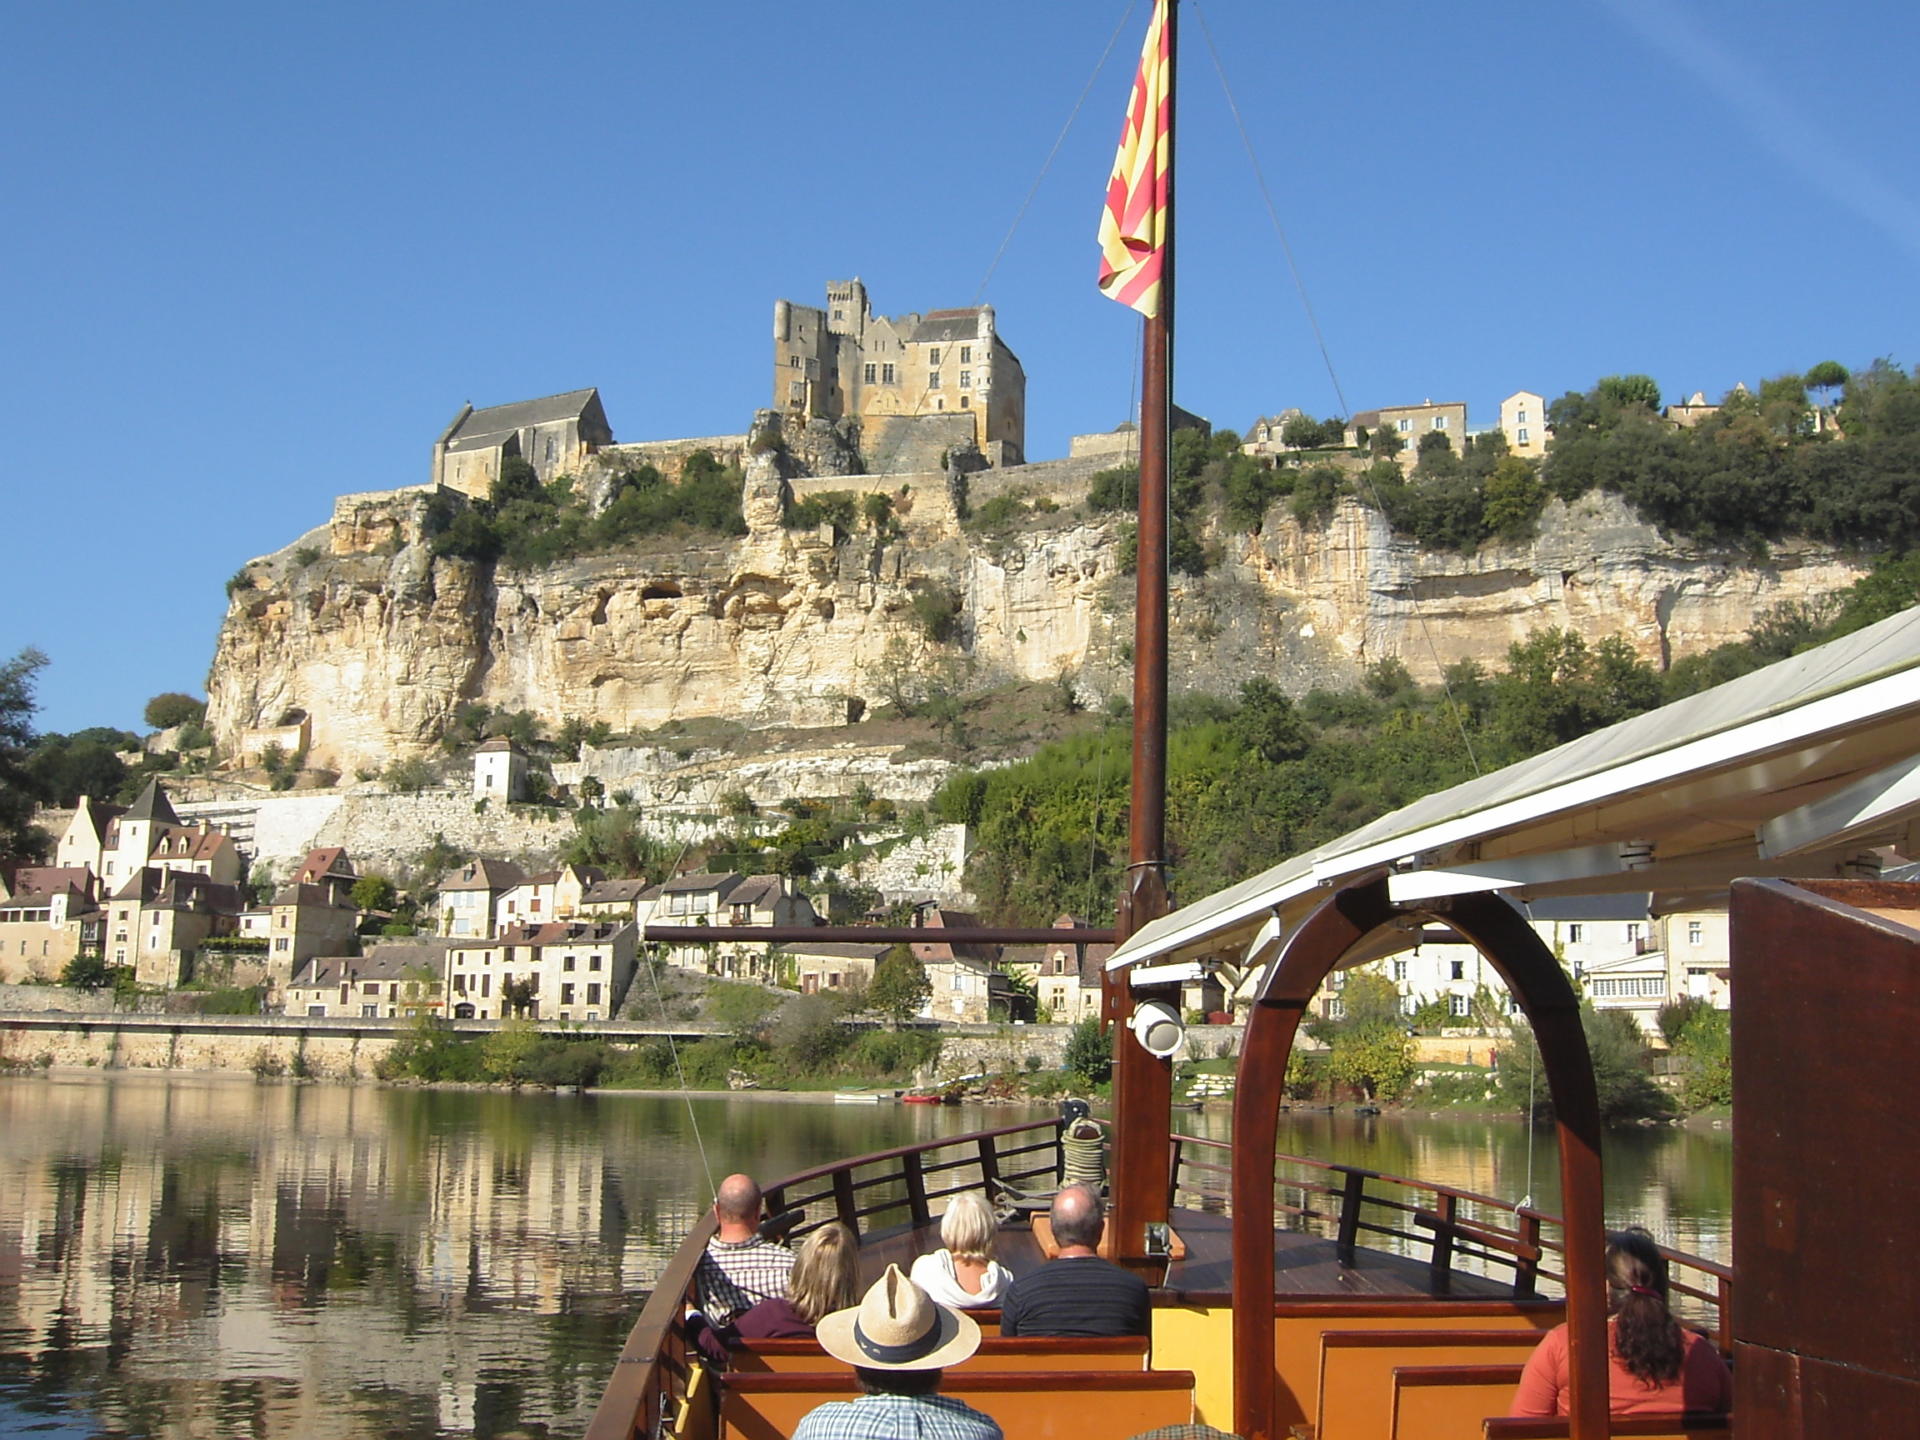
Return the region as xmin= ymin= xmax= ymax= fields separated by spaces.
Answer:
xmin=4 ymin=0 xmax=1916 ymax=735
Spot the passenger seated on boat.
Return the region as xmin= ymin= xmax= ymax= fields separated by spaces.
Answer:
xmin=694 ymin=1172 xmax=794 ymax=1326
xmin=1509 ymin=1226 xmax=1732 ymax=1419
xmin=909 ymin=1191 xmax=1011 ymax=1309
xmin=692 ymin=1222 xmax=858 ymax=1363
xmin=793 ymin=1264 xmax=1002 ymax=1440
xmin=999 ymin=1183 xmax=1150 ymax=1338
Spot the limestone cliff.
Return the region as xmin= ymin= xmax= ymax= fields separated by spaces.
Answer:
xmin=206 ymin=454 xmax=1864 ymax=775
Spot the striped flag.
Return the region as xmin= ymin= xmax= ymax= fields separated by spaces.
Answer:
xmin=1097 ymin=0 xmax=1171 ymax=317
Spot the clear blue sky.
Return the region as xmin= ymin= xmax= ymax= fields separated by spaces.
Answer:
xmin=5 ymin=1 xmax=1916 ymax=735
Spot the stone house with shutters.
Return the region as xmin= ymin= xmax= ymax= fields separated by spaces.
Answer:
xmin=910 ymin=907 xmax=1011 ymax=1023
xmin=443 ymin=920 xmax=636 ymax=1022
xmin=1347 ymin=400 xmax=1469 ymax=470
xmin=494 ymin=863 xmax=604 ymax=932
xmin=432 ymin=388 xmax=613 ymax=498
xmin=0 ymin=868 xmax=101 ymax=982
xmin=286 ymin=942 xmax=449 ymax=1019
xmin=436 ymin=858 xmax=528 ymax=939
xmin=639 ymin=872 xmax=819 ymax=977
xmin=107 ymin=868 xmax=245 ymax=988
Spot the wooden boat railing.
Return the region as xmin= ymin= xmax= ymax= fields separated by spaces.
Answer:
xmin=1171 ymin=1133 xmax=1732 ymax=1347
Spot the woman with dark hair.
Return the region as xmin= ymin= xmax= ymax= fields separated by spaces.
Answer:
xmin=1510 ymin=1226 xmax=1733 ymax=1418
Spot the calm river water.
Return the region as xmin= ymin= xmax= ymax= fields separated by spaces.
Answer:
xmin=0 ymin=1074 xmax=1731 ymax=1439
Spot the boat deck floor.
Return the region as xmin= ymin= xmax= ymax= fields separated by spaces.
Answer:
xmin=857 ymin=1205 xmax=1512 ymax=1301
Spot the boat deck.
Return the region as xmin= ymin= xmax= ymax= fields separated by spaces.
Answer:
xmin=855 ymin=1205 xmax=1513 ymax=1302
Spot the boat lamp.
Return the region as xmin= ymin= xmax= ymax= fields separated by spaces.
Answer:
xmin=1129 ymin=1000 xmax=1185 ymax=1058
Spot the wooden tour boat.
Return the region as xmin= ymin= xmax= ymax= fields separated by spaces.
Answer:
xmin=589 ymin=4 xmax=1920 ymax=1436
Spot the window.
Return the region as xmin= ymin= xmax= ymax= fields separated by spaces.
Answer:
xmin=307 ymin=1005 xmax=326 ymax=1017
xmin=788 ymin=381 xmax=804 ymax=405
xmin=929 ymin=348 xmax=941 ymax=365
xmin=481 ymin=974 xmax=490 ymax=998
xmin=789 ymin=354 xmax=801 ymax=368
xmin=832 ymin=308 xmax=843 ymax=320
xmin=1392 ymin=959 xmax=1408 ymax=981
xmin=1449 ymin=959 xmax=1465 ymax=981
xmin=361 ymin=1004 xmax=379 ymax=1018
xmin=275 ymin=937 xmax=289 ymax=952
xmin=1401 ymin=995 xmax=1418 ymax=1016
xmin=561 ymin=983 xmax=575 ymax=1005
xmin=1626 ymin=923 xmax=1643 ymax=943
xmin=589 ymin=953 xmax=602 ymax=971
xmin=1517 ymin=427 xmax=1530 ymax=444
xmin=1688 ymin=921 xmax=1703 ymax=945
xmin=864 ymin=363 xmax=876 ymax=384
xmin=1397 ymin=418 xmax=1412 ymax=433
xmin=1567 ymin=924 xmax=1584 ymax=943
xmin=959 ymin=370 xmax=971 ymax=389
xmin=563 ymin=953 xmax=576 ymax=971
xmin=882 ymin=363 xmax=895 ymax=384
xmin=1449 ymin=994 xmax=1470 ymax=1017
xmin=960 ymin=395 xmax=969 ymax=408
xmin=930 ymin=371 xmax=941 ymax=389
xmin=1433 ymin=415 xmax=1449 ymax=429
xmin=1507 ymin=993 xmax=1523 ymax=1015
xmin=587 ymin=983 xmax=601 ymax=1005
xmin=1325 ymin=996 xmax=1345 ymax=1019
xmin=1517 ymin=409 xmax=1529 ymax=425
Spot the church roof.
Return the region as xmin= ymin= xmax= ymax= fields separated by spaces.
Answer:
xmin=444 ymin=389 xmax=600 ymax=448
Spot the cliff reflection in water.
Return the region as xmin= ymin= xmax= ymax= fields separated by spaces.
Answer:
xmin=0 ymin=1074 xmax=1014 ymax=1440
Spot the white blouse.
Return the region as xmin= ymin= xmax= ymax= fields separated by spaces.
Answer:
xmin=909 ymin=1248 xmax=1011 ymax=1309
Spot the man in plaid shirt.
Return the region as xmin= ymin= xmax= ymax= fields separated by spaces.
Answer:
xmin=694 ymin=1173 xmax=794 ymax=1325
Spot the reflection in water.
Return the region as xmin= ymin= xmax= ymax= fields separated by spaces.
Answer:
xmin=0 ymin=1076 xmax=1731 ymax=1438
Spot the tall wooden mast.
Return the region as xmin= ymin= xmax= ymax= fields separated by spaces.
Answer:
xmin=1106 ymin=0 xmax=1177 ymax=1263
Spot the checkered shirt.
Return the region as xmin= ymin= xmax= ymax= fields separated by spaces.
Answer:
xmin=790 ymin=1392 xmax=1004 ymax=1440
xmin=693 ymin=1234 xmax=793 ymax=1325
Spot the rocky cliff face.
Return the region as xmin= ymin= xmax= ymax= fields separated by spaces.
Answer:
xmin=206 ymin=455 xmax=1864 ymax=775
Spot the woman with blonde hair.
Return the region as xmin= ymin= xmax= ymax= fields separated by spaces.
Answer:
xmin=910 ymin=1191 xmax=1011 ymax=1308
xmin=735 ymin=1222 xmax=860 ymax=1338
xmin=1510 ymin=1226 xmax=1732 ymax=1418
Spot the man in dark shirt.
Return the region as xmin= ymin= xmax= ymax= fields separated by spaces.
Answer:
xmin=999 ymin=1183 xmax=1151 ymax=1337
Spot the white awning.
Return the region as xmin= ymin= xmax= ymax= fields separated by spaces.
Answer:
xmin=1108 ymin=605 xmax=1920 ymax=976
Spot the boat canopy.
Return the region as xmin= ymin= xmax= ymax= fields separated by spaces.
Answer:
xmin=1108 ymin=604 xmax=1920 ymax=977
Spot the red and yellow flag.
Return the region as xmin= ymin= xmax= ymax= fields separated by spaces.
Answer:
xmin=1097 ymin=0 xmax=1171 ymax=317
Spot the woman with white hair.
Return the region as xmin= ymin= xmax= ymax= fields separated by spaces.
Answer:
xmin=909 ymin=1191 xmax=1010 ymax=1308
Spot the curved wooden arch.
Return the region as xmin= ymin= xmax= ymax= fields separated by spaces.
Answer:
xmin=1229 ymin=876 xmax=1612 ymax=1440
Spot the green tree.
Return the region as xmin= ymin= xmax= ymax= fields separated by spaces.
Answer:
xmin=1481 ymin=456 xmax=1546 ymax=539
xmin=1804 ymin=359 xmax=1849 ymax=408
xmin=143 ymin=692 xmax=206 ymax=729
xmin=708 ymin=982 xmax=779 ymax=1043
xmin=480 ymin=1016 xmax=540 ymax=1083
xmin=1596 ymin=373 xmax=1662 ymax=412
xmin=60 ymin=951 xmax=111 ymax=990
xmin=869 ymin=944 xmax=931 ymax=1027
xmin=1064 ymin=1015 xmax=1112 ymax=1084
xmin=0 ymin=649 xmax=50 ymax=865
xmin=350 ymin=875 xmax=397 ymax=912
xmin=26 ymin=728 xmax=134 ymax=807
xmin=774 ymin=993 xmax=850 ymax=1071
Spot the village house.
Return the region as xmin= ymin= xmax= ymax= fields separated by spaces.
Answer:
xmin=578 ymin=877 xmax=651 ymax=924
xmin=1010 ymin=917 xmax=1115 ymax=1024
xmin=640 ymin=872 xmax=818 ymax=977
xmin=1500 ymin=390 xmax=1547 ymax=457
xmin=444 ymin=920 xmax=636 ymax=1022
xmin=431 ymin=388 xmax=613 ymax=498
xmin=910 ymin=907 xmax=1011 ymax=1024
xmin=286 ymin=942 xmax=448 ymax=1019
xmin=54 ymin=795 xmax=121 ymax=875
xmin=437 ymin=858 xmax=528 ymax=939
xmin=494 ymin=864 xmax=605 ymax=932
xmin=106 ymin=868 xmax=246 ymax=988
xmin=472 ymin=738 xmax=528 ymax=803
xmin=790 ymin=940 xmax=890 ymax=997
xmin=1347 ymin=400 xmax=1470 ymax=469
xmin=0 ymin=868 xmax=101 ymax=982
xmin=266 ymin=882 xmax=360 ymax=995
xmin=292 ymin=847 xmax=357 ymax=904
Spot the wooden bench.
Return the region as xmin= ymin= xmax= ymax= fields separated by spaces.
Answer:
xmin=719 ymin=1367 xmax=1195 ymax=1439
xmin=1315 ymin=1330 xmax=1550 ymax=1440
xmin=1485 ymin=1416 xmax=1731 ymax=1439
xmin=728 ymin=1333 xmax=1148 ymax=1374
xmin=1389 ymin=1363 xmax=1526 ymax=1440
xmin=1271 ymin=1299 xmax=1563 ymax=1432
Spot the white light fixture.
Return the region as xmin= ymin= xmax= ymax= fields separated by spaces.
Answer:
xmin=1129 ymin=1000 xmax=1184 ymax=1058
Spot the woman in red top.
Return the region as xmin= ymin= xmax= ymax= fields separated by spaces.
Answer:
xmin=1511 ymin=1226 xmax=1732 ymax=1418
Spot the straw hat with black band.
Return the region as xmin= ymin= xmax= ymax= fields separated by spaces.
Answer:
xmin=815 ymin=1265 xmax=981 ymax=1371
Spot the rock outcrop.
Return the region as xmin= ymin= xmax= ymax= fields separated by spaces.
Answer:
xmin=206 ymin=457 xmax=1865 ymax=776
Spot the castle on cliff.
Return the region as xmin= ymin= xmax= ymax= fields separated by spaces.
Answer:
xmin=773 ymin=279 xmax=1027 ymax=467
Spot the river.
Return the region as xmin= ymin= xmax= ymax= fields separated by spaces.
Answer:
xmin=0 ymin=1074 xmax=1730 ymax=1439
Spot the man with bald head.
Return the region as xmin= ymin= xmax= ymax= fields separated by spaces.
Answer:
xmin=998 ymin=1184 xmax=1150 ymax=1337
xmin=694 ymin=1172 xmax=794 ymax=1325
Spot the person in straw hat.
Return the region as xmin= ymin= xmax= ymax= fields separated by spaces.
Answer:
xmin=793 ymin=1264 xmax=1002 ymax=1440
